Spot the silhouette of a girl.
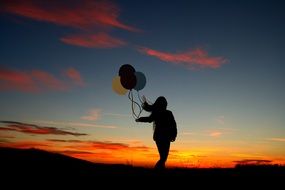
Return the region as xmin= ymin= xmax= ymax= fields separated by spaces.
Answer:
xmin=136 ymin=96 xmax=177 ymax=169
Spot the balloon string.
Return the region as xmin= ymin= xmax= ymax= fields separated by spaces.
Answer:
xmin=128 ymin=90 xmax=142 ymax=119
xmin=127 ymin=91 xmax=134 ymax=119
xmin=130 ymin=90 xmax=138 ymax=119
xmin=135 ymin=91 xmax=143 ymax=118
xmin=137 ymin=90 xmax=144 ymax=104
xmin=132 ymin=91 xmax=143 ymax=118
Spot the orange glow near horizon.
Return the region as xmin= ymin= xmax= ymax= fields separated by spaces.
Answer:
xmin=1 ymin=139 xmax=284 ymax=168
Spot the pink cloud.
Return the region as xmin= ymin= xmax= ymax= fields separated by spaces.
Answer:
xmin=209 ymin=132 xmax=223 ymax=137
xmin=0 ymin=68 xmax=84 ymax=93
xmin=216 ymin=116 xmax=225 ymax=125
xmin=63 ymin=67 xmax=85 ymax=86
xmin=1 ymin=0 xmax=139 ymax=32
xmin=61 ymin=33 xmax=126 ymax=48
xmin=1 ymin=0 xmax=139 ymax=48
xmin=138 ymin=47 xmax=227 ymax=69
xmin=81 ymin=109 xmax=101 ymax=121
xmin=32 ymin=70 xmax=68 ymax=91
xmin=0 ymin=68 xmax=38 ymax=92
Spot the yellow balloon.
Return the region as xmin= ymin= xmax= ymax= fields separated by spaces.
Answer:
xmin=112 ymin=76 xmax=128 ymax=95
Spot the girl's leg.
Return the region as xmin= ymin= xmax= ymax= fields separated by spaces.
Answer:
xmin=155 ymin=140 xmax=170 ymax=169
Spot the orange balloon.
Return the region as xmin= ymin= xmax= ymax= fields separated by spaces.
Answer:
xmin=112 ymin=76 xmax=128 ymax=95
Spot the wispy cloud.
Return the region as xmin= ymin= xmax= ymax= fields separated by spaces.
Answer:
xmin=215 ymin=116 xmax=225 ymax=125
xmin=103 ymin=113 xmax=130 ymax=117
xmin=33 ymin=120 xmax=117 ymax=129
xmin=63 ymin=67 xmax=85 ymax=86
xmin=27 ymin=138 xmax=153 ymax=162
xmin=0 ymin=68 xmax=39 ymax=92
xmin=233 ymin=159 xmax=272 ymax=165
xmin=182 ymin=128 xmax=234 ymax=138
xmin=57 ymin=150 xmax=94 ymax=156
xmin=0 ymin=140 xmax=51 ymax=149
xmin=1 ymin=0 xmax=139 ymax=31
xmin=47 ymin=139 xmax=151 ymax=152
xmin=209 ymin=132 xmax=223 ymax=137
xmin=91 ymin=141 xmax=129 ymax=150
xmin=181 ymin=132 xmax=195 ymax=136
xmin=138 ymin=47 xmax=227 ymax=69
xmin=61 ymin=33 xmax=127 ymax=48
xmin=0 ymin=134 xmax=15 ymax=139
xmin=267 ymin=138 xmax=285 ymax=142
xmin=31 ymin=70 xmax=67 ymax=91
xmin=54 ymin=140 xmax=152 ymax=161
xmin=47 ymin=139 xmax=83 ymax=143
xmin=0 ymin=121 xmax=87 ymax=136
xmin=0 ymin=68 xmax=84 ymax=92
xmin=207 ymin=127 xmax=236 ymax=138
xmin=2 ymin=0 xmax=139 ymax=48
xmin=81 ymin=109 xmax=102 ymax=121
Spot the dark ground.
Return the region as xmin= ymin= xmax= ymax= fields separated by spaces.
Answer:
xmin=1 ymin=147 xmax=284 ymax=188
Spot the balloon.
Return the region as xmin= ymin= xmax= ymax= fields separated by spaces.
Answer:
xmin=119 ymin=64 xmax=135 ymax=77
xmin=120 ymin=73 xmax=137 ymax=90
xmin=134 ymin=71 xmax=146 ymax=91
xmin=112 ymin=76 xmax=128 ymax=95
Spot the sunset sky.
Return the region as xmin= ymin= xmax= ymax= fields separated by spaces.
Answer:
xmin=1 ymin=0 xmax=285 ymax=168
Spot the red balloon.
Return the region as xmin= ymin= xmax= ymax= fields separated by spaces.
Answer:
xmin=119 ymin=64 xmax=136 ymax=77
xmin=120 ymin=73 xmax=137 ymax=90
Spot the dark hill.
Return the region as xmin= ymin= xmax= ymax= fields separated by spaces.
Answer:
xmin=0 ymin=147 xmax=143 ymax=179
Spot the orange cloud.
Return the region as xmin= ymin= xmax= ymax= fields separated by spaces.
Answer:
xmin=1 ymin=138 xmax=152 ymax=165
xmin=63 ymin=67 xmax=85 ymax=86
xmin=61 ymin=33 xmax=126 ymax=48
xmin=56 ymin=140 xmax=153 ymax=165
xmin=51 ymin=139 xmax=150 ymax=152
xmin=267 ymin=138 xmax=285 ymax=142
xmin=138 ymin=47 xmax=227 ymax=69
xmin=0 ymin=121 xmax=87 ymax=136
xmin=89 ymin=141 xmax=129 ymax=150
xmin=233 ymin=159 xmax=272 ymax=165
xmin=0 ymin=134 xmax=15 ymax=139
xmin=47 ymin=139 xmax=83 ymax=143
xmin=57 ymin=150 xmax=94 ymax=156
